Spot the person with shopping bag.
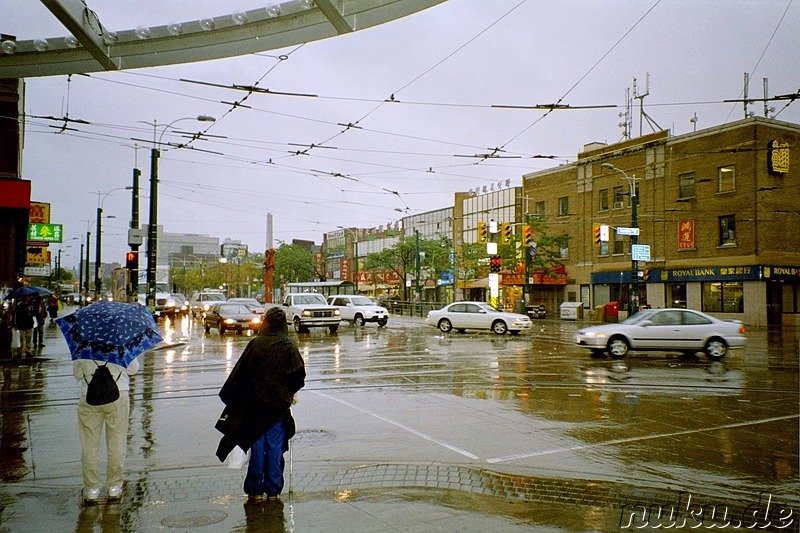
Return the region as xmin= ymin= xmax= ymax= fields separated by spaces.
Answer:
xmin=215 ymin=307 xmax=305 ymax=502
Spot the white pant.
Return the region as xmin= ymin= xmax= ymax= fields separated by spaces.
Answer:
xmin=77 ymin=395 xmax=130 ymax=490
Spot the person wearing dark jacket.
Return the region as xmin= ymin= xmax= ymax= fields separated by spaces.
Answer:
xmin=215 ymin=306 xmax=305 ymax=501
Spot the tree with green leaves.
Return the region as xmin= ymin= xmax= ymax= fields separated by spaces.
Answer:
xmin=273 ymin=242 xmax=314 ymax=288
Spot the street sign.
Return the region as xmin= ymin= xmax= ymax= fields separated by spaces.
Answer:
xmin=631 ymin=244 xmax=651 ymax=261
xmin=616 ymin=227 xmax=640 ymax=236
xmin=24 ymin=265 xmax=51 ymax=276
xmin=27 ymin=223 xmax=63 ymax=243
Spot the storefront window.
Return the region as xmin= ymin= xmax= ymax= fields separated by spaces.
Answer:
xmin=669 ymin=283 xmax=687 ymax=308
xmin=702 ymin=281 xmax=743 ymax=313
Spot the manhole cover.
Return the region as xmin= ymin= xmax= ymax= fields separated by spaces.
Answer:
xmin=161 ymin=510 xmax=228 ymax=528
xmin=293 ymin=429 xmax=336 ymax=446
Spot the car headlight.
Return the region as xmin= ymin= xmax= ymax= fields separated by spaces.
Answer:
xmin=203 ymin=304 xmax=210 ymax=311
xmin=302 ymin=310 xmax=311 ymax=317
xmin=224 ymin=318 xmax=236 ymax=324
xmin=251 ymin=316 xmax=262 ymax=324
xmin=582 ymin=331 xmax=606 ymax=338
xmin=334 ymin=309 xmax=340 ymax=316
xmin=167 ymin=301 xmax=176 ymax=308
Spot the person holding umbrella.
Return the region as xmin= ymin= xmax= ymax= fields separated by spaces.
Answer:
xmin=215 ymin=307 xmax=305 ymax=502
xmin=57 ymin=300 xmax=163 ymax=505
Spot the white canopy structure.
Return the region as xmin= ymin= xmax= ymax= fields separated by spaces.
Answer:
xmin=0 ymin=0 xmax=445 ymax=78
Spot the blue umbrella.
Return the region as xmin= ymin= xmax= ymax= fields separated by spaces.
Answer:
xmin=5 ymin=285 xmax=52 ymax=299
xmin=56 ymin=300 xmax=163 ymax=367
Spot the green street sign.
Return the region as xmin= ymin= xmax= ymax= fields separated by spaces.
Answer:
xmin=27 ymin=223 xmax=63 ymax=243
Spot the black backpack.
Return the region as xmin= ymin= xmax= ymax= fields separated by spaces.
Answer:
xmin=85 ymin=362 xmax=120 ymax=406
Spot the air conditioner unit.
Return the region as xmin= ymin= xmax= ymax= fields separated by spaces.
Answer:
xmin=613 ymin=201 xmax=625 ymax=209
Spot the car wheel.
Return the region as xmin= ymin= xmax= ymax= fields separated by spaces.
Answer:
xmin=438 ymin=319 xmax=452 ymax=333
xmin=704 ymin=337 xmax=728 ymax=361
xmin=219 ymin=324 xmax=225 ymax=335
xmin=329 ymin=325 xmax=339 ymax=334
xmin=377 ymin=318 xmax=388 ymax=327
xmin=204 ymin=324 xmax=210 ymax=333
xmin=354 ymin=314 xmax=365 ymax=327
xmin=607 ymin=336 xmax=629 ymax=358
xmin=492 ymin=321 xmax=508 ymax=335
xmin=293 ymin=317 xmax=308 ymax=334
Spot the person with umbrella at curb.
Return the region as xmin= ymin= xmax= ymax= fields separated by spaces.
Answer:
xmin=57 ymin=300 xmax=163 ymax=505
xmin=215 ymin=307 xmax=306 ymax=503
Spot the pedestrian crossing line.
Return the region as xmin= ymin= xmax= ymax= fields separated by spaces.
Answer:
xmin=486 ymin=413 xmax=799 ymax=464
xmin=309 ymin=390 xmax=480 ymax=460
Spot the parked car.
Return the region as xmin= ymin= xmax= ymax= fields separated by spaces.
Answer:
xmin=171 ymin=293 xmax=190 ymax=316
xmin=574 ymin=308 xmax=747 ymax=360
xmin=282 ymin=293 xmax=340 ymax=334
xmin=189 ymin=290 xmax=227 ymax=318
xmin=203 ymin=303 xmax=263 ymax=335
xmin=328 ymin=295 xmax=389 ymax=327
xmin=425 ymin=301 xmax=533 ymax=335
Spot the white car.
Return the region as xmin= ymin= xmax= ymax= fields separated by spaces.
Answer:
xmin=327 ymin=295 xmax=389 ymax=327
xmin=282 ymin=293 xmax=341 ymax=334
xmin=425 ymin=301 xmax=533 ymax=335
xmin=574 ymin=308 xmax=747 ymax=360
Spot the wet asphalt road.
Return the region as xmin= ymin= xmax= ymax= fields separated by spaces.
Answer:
xmin=1 ymin=309 xmax=798 ymax=531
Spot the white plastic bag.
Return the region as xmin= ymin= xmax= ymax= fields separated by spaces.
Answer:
xmin=11 ymin=329 xmax=21 ymax=350
xmin=227 ymin=446 xmax=249 ymax=469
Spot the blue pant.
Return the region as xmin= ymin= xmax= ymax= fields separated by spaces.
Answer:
xmin=244 ymin=420 xmax=287 ymax=497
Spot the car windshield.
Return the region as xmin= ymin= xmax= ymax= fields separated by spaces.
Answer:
xmin=219 ymin=304 xmax=251 ymax=314
xmin=351 ymin=297 xmax=375 ymax=306
xmin=204 ymin=293 xmax=226 ymax=302
xmin=295 ymin=294 xmax=327 ymax=305
xmin=620 ymin=310 xmax=657 ymax=324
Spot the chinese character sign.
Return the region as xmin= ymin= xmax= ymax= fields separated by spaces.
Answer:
xmin=27 ymin=223 xmax=63 ymax=243
xmin=678 ymin=220 xmax=695 ymax=249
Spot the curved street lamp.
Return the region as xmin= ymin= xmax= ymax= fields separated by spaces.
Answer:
xmin=601 ymin=163 xmax=640 ymax=315
xmin=143 ymin=115 xmax=216 ymax=308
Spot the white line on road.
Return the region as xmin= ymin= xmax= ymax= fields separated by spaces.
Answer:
xmin=309 ymin=390 xmax=480 ymax=460
xmin=487 ymin=414 xmax=799 ymax=464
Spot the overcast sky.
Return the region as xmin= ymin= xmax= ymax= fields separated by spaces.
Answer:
xmin=5 ymin=0 xmax=800 ymax=269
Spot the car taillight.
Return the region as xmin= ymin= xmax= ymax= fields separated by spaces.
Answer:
xmin=739 ymin=326 xmax=746 ymax=334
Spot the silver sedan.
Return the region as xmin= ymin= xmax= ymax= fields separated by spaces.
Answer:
xmin=426 ymin=301 xmax=533 ymax=335
xmin=574 ymin=308 xmax=747 ymax=360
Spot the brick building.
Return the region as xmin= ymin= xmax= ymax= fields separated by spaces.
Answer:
xmin=523 ymin=117 xmax=800 ymax=327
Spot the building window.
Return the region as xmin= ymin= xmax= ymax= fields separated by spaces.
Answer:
xmin=679 ymin=172 xmax=695 ymax=199
xmin=599 ymin=241 xmax=609 ymax=256
xmin=534 ymin=201 xmax=545 ymax=219
xmin=719 ymin=215 xmax=736 ymax=246
xmin=559 ymin=237 xmax=569 ymax=259
xmin=613 ymin=231 xmax=625 ymax=255
xmin=702 ymin=281 xmax=743 ymax=313
xmin=613 ymin=186 xmax=625 ymax=209
xmin=558 ymin=196 xmax=569 ymax=217
xmin=718 ymin=165 xmax=735 ymax=193
xmin=599 ymin=189 xmax=609 ymax=211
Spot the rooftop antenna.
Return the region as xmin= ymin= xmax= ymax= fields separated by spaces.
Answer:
xmin=763 ymin=78 xmax=775 ymax=118
xmin=743 ymin=72 xmax=753 ymax=118
xmin=633 ymin=73 xmax=662 ymax=135
xmin=689 ymin=113 xmax=698 ymax=132
xmin=619 ymin=86 xmax=632 ymax=141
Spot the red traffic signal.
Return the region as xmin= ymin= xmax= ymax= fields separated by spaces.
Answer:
xmin=125 ymin=251 xmax=138 ymax=271
xmin=490 ymin=255 xmax=502 ymax=273
xmin=522 ymin=225 xmax=532 ymax=246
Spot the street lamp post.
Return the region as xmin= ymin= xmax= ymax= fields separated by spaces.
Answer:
xmin=145 ymin=115 xmax=216 ymax=308
xmin=601 ymin=163 xmax=639 ymax=314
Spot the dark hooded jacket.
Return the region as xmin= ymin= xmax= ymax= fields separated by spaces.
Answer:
xmin=214 ymin=322 xmax=305 ymax=462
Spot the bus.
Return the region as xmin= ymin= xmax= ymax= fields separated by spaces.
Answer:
xmin=282 ymin=281 xmax=356 ymax=298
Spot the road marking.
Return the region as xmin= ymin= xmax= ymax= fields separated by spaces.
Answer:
xmin=487 ymin=414 xmax=799 ymax=464
xmin=309 ymin=391 xmax=480 ymax=460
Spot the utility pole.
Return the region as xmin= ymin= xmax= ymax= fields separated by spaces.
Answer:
xmin=130 ymin=168 xmax=140 ymax=300
xmin=95 ymin=207 xmax=102 ymax=299
xmin=415 ymin=229 xmax=421 ymax=302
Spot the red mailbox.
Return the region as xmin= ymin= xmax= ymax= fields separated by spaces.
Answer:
xmin=604 ymin=301 xmax=619 ymax=323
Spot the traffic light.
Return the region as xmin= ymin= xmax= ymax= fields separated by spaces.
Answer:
xmin=593 ymin=224 xmax=609 ymax=244
xmin=490 ymin=255 xmax=502 ymax=273
xmin=500 ymin=222 xmax=512 ymax=244
xmin=593 ymin=223 xmax=601 ymax=244
xmin=126 ymin=251 xmax=138 ymax=271
xmin=477 ymin=221 xmax=488 ymax=243
xmin=521 ymin=225 xmax=532 ymax=247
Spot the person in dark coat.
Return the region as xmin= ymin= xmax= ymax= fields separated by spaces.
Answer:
xmin=215 ymin=307 xmax=305 ymax=501
xmin=32 ymin=296 xmax=47 ymax=348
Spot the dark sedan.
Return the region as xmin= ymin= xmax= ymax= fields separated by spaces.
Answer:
xmin=203 ymin=303 xmax=263 ymax=335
